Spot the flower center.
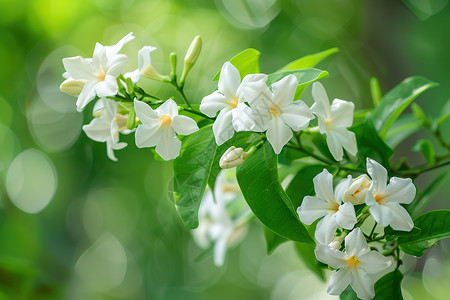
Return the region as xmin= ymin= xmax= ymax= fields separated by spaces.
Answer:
xmin=325 ymin=118 xmax=332 ymax=129
xmin=329 ymin=201 xmax=339 ymax=212
xmin=228 ymin=97 xmax=239 ymax=109
xmin=345 ymin=255 xmax=360 ymax=269
xmin=374 ymin=193 xmax=385 ymax=205
xmin=97 ymin=67 xmax=107 ymax=81
xmin=159 ymin=115 xmax=172 ymax=127
xmin=270 ymin=105 xmax=281 ymax=118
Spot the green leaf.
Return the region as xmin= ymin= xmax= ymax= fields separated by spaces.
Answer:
xmin=398 ymin=210 xmax=450 ymax=257
xmin=277 ymin=47 xmax=339 ymax=71
xmin=412 ymin=139 xmax=435 ymax=165
xmin=411 ymin=103 xmax=428 ymax=124
xmin=293 ymin=242 xmax=326 ymax=281
xmin=264 ymin=227 xmax=288 ymax=255
xmin=267 ymin=68 xmax=329 ymax=99
xmin=352 ymin=120 xmax=393 ymax=168
xmin=173 ymin=125 xmax=218 ymax=229
xmin=213 ymin=48 xmax=260 ymax=81
xmin=340 ymin=270 xmax=404 ymax=300
xmin=406 ymin=172 xmax=450 ymax=218
xmin=236 ymin=141 xmax=314 ymax=245
xmin=371 ymin=76 xmax=438 ymax=138
xmin=370 ymin=77 xmax=382 ymax=107
xmin=435 ymin=99 xmax=450 ymax=126
xmin=385 ymin=114 xmax=423 ymax=148
xmin=384 ymin=226 xmax=421 ymax=241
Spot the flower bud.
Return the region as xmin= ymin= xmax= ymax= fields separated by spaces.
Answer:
xmin=328 ymin=233 xmax=346 ymax=250
xmin=180 ymin=35 xmax=202 ymax=86
xmin=219 ymin=146 xmax=248 ymax=169
xmin=142 ymin=65 xmax=166 ymax=80
xmin=344 ymin=174 xmax=371 ymax=204
xmin=60 ymin=78 xmax=87 ymax=96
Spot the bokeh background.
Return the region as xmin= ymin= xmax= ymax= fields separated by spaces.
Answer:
xmin=0 ymin=0 xmax=449 ymax=299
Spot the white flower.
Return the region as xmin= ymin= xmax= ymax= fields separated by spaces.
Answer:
xmin=134 ymin=99 xmax=199 ymax=160
xmin=82 ymin=98 xmax=128 ymax=161
xmin=245 ymin=74 xmax=315 ymax=154
xmin=192 ymin=170 xmax=251 ymax=266
xmin=297 ymin=169 xmax=357 ymax=245
xmin=341 ymin=174 xmax=371 ymax=205
xmin=315 ymin=228 xmax=392 ymax=300
xmin=311 ymin=82 xmax=357 ymax=161
xmin=124 ymin=46 xmax=164 ymax=83
xmin=62 ymin=32 xmax=135 ymax=111
xmin=365 ymin=158 xmax=415 ymax=231
xmin=200 ymin=62 xmax=266 ymax=145
xmin=219 ymin=146 xmax=249 ymax=169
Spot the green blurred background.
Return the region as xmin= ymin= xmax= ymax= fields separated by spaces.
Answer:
xmin=0 ymin=0 xmax=449 ymax=299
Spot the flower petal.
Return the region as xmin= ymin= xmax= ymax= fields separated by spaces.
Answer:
xmin=334 ymin=176 xmax=352 ymax=204
xmin=76 ymin=80 xmax=97 ymax=112
xmin=135 ymin=123 xmax=161 ymax=148
xmin=358 ymin=251 xmax=392 ymax=275
xmin=243 ymin=81 xmax=273 ymax=108
xmin=345 ymin=228 xmax=368 ymax=258
xmin=155 ymin=129 xmax=181 ymax=160
xmin=271 ymin=74 xmax=298 ymax=106
xmin=280 ymin=100 xmax=314 ymax=131
xmin=106 ymin=54 xmax=128 ymax=77
xmin=62 ymin=56 xmax=96 ymax=80
xmin=329 ymin=99 xmax=354 ymax=128
xmin=200 ymin=91 xmax=229 ymax=117
xmin=218 ymin=62 xmax=241 ymax=98
xmin=384 ymin=202 xmax=414 ymax=231
xmin=172 ymin=115 xmax=199 ymax=136
xmin=312 ymin=82 xmax=331 ymax=115
xmin=266 ymin=117 xmax=293 ymax=154
xmin=313 ymin=169 xmax=334 ymax=203
xmin=384 ymin=177 xmax=416 ymax=204
xmin=327 ymin=269 xmax=352 ymax=296
xmin=326 ymin=132 xmax=344 ymax=161
xmin=369 ymin=203 xmax=393 ymax=227
xmin=366 ymin=158 xmax=387 ymax=194
xmin=134 ymin=99 xmax=159 ymax=124
xmin=83 ymin=118 xmax=110 ymax=142
xmin=137 ymin=45 xmax=156 ymax=71
xmin=124 ymin=69 xmax=142 ymax=84
xmin=297 ymin=196 xmax=330 ymax=225
xmin=156 ymin=99 xmax=178 ymax=118
xmin=315 ymin=213 xmax=338 ymax=245
xmin=109 ymin=32 xmax=135 ymax=56
xmin=333 ymin=127 xmax=358 ymax=157
xmin=232 ymin=103 xmax=255 ymax=132
xmin=236 ymin=73 xmax=268 ymax=100
xmin=213 ymin=108 xmax=234 ymax=145
xmin=350 ymin=269 xmax=375 ymax=300
xmin=315 ymin=244 xmax=347 ymax=269
xmin=213 ymin=235 xmax=228 ymax=267
xmin=95 ymin=75 xmax=118 ymax=97
xmin=336 ymin=202 xmax=357 ymax=230
xmin=106 ymin=140 xmax=127 ymax=161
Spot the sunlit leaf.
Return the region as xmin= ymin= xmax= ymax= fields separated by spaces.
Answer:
xmin=236 ymin=141 xmax=314 ymax=245
xmin=399 ymin=210 xmax=450 ymax=257
xmin=277 ymin=47 xmax=339 ymax=71
xmin=213 ymin=48 xmax=260 ymax=80
xmin=371 ymin=76 xmax=438 ymax=138
xmin=370 ymin=77 xmax=382 ymax=107
xmin=385 ymin=114 xmax=423 ymax=148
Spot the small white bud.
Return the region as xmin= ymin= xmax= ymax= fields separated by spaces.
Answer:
xmin=344 ymin=174 xmax=371 ymax=205
xmin=328 ymin=233 xmax=346 ymax=250
xmin=60 ymin=78 xmax=87 ymax=96
xmin=180 ymin=35 xmax=202 ymax=86
xmin=219 ymin=146 xmax=248 ymax=169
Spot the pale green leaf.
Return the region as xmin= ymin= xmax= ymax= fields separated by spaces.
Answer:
xmin=213 ymin=48 xmax=260 ymax=81
xmin=277 ymin=47 xmax=339 ymax=71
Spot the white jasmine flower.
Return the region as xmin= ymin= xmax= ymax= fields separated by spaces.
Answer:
xmin=200 ymin=62 xmax=266 ymax=145
xmin=124 ymin=46 xmax=165 ymax=83
xmin=192 ymin=170 xmax=251 ymax=266
xmin=62 ymin=32 xmax=135 ymax=111
xmin=134 ymin=99 xmax=199 ymax=160
xmin=365 ymin=158 xmax=415 ymax=231
xmin=219 ymin=146 xmax=249 ymax=169
xmin=297 ymin=169 xmax=357 ymax=245
xmin=340 ymin=174 xmax=372 ymax=205
xmin=315 ymin=228 xmax=392 ymax=300
xmin=311 ymin=82 xmax=357 ymax=161
xmin=245 ymin=74 xmax=315 ymax=154
xmin=83 ymin=98 xmax=127 ymax=161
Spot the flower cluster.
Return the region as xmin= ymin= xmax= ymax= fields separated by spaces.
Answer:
xmin=297 ymin=158 xmax=416 ymax=299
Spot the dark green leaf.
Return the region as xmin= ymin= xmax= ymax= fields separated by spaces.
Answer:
xmin=266 ymin=68 xmax=329 ymax=99
xmin=406 ymin=172 xmax=450 ymax=218
xmin=236 ymin=141 xmax=314 ymax=245
xmin=412 ymin=139 xmax=435 ymax=165
xmin=352 ymin=120 xmax=393 ymax=168
xmin=435 ymin=99 xmax=450 ymax=126
xmin=385 ymin=114 xmax=423 ymax=148
xmin=340 ymin=286 xmax=358 ymax=300
xmin=370 ymin=77 xmax=382 ymax=107
xmin=399 ymin=210 xmax=450 ymax=257
xmin=264 ymin=227 xmax=288 ymax=255
xmin=384 ymin=226 xmax=421 ymax=241
xmin=277 ymin=48 xmax=339 ymax=71
xmin=173 ymin=125 xmax=218 ymax=229
xmin=353 ymin=109 xmax=371 ymax=125
xmin=294 ymin=242 xmax=326 ymax=281
xmin=213 ymin=48 xmax=260 ymax=80
xmin=371 ymin=76 xmax=438 ymax=138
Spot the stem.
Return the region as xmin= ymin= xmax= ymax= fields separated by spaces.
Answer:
xmin=171 ymin=80 xmax=192 ymax=108
xmin=397 ymin=158 xmax=450 ymax=177
xmin=179 ymin=107 xmax=213 ymax=120
xmin=369 ymin=222 xmax=377 ymax=240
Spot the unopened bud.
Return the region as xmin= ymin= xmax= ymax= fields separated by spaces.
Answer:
xmin=142 ymin=65 xmax=168 ymax=81
xmin=180 ymin=35 xmax=202 ymax=86
xmin=328 ymin=233 xmax=346 ymax=250
xmin=60 ymin=78 xmax=87 ymax=96
xmin=344 ymin=174 xmax=371 ymax=205
xmin=219 ymin=146 xmax=248 ymax=169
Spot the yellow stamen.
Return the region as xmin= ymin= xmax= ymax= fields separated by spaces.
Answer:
xmin=228 ymin=97 xmax=239 ymax=109
xmin=270 ymin=105 xmax=281 ymax=118
xmin=329 ymin=201 xmax=339 ymax=212
xmin=97 ymin=67 xmax=107 ymax=81
xmin=374 ymin=193 xmax=385 ymax=205
xmin=325 ymin=118 xmax=332 ymax=129
xmin=345 ymin=255 xmax=360 ymax=269
xmin=159 ymin=115 xmax=172 ymax=127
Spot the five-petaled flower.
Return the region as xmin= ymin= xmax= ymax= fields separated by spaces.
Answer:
xmin=134 ymin=99 xmax=199 ymax=160
xmin=62 ymin=32 xmax=135 ymax=111
xmin=297 ymin=169 xmax=357 ymax=245
xmin=311 ymin=82 xmax=358 ymax=161
xmin=315 ymin=228 xmax=392 ymax=300
xmin=365 ymin=158 xmax=415 ymax=231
